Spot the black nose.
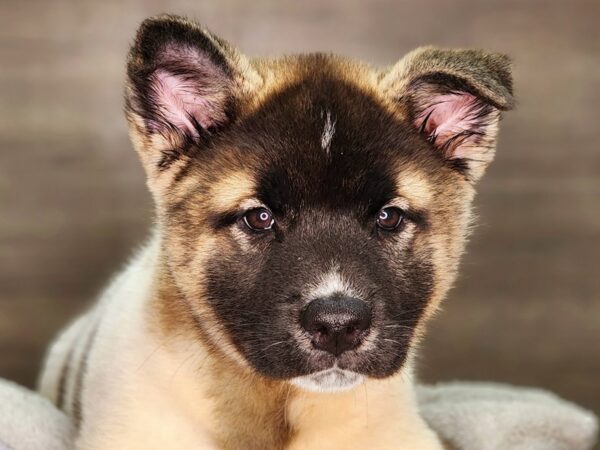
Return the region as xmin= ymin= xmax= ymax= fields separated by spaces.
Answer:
xmin=300 ymin=296 xmax=372 ymax=356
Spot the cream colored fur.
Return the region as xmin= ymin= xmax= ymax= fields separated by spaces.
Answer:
xmin=39 ymin=233 xmax=443 ymax=450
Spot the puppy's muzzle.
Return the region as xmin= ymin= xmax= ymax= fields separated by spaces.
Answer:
xmin=300 ymin=296 xmax=372 ymax=356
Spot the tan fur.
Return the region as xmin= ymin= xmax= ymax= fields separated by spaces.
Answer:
xmin=151 ymin=274 xmax=293 ymax=449
xmin=208 ymin=170 xmax=256 ymax=212
xmin=286 ymin=369 xmax=441 ymax=450
xmin=39 ymin=15 xmax=514 ymax=450
xmin=395 ymin=167 xmax=434 ymax=210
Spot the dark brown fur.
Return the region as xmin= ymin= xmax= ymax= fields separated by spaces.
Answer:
xmin=123 ymin=15 xmax=513 ymax=448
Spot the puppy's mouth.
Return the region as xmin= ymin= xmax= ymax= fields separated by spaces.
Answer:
xmin=290 ymin=367 xmax=365 ymax=393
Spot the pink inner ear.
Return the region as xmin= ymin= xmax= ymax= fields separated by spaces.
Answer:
xmin=152 ymin=69 xmax=226 ymax=137
xmin=414 ymin=92 xmax=488 ymax=159
xmin=146 ymin=42 xmax=231 ymax=140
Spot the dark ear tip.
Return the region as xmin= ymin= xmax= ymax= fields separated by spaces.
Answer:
xmin=481 ymin=51 xmax=515 ymax=108
xmin=135 ymin=14 xmax=195 ymax=39
xmin=407 ymin=47 xmax=515 ymax=111
xmin=129 ymin=16 xmax=172 ymax=69
xmin=128 ymin=15 xmax=211 ymax=69
xmin=450 ymin=48 xmax=515 ymax=109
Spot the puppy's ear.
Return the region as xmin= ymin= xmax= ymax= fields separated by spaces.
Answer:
xmin=125 ymin=15 xmax=261 ymax=178
xmin=380 ymin=47 xmax=514 ymax=181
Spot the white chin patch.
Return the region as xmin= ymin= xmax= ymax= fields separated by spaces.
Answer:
xmin=290 ymin=368 xmax=365 ymax=393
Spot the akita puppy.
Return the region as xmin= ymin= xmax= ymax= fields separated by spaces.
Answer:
xmin=39 ymin=15 xmax=513 ymax=450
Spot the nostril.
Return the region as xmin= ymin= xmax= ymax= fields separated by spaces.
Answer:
xmin=316 ymin=325 xmax=329 ymax=336
xmin=345 ymin=324 xmax=358 ymax=338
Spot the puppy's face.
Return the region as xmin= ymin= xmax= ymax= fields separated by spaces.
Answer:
xmin=126 ymin=16 xmax=513 ymax=392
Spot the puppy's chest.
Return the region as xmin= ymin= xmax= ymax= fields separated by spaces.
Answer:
xmin=207 ymin=375 xmax=292 ymax=450
xmin=212 ymin=392 xmax=396 ymax=450
xmin=284 ymin=394 xmax=401 ymax=450
xmin=147 ymin=346 xmax=398 ymax=450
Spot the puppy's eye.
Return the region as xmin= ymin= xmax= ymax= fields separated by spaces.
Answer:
xmin=243 ymin=207 xmax=274 ymax=231
xmin=376 ymin=207 xmax=404 ymax=231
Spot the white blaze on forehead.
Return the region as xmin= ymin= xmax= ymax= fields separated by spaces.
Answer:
xmin=320 ymin=109 xmax=336 ymax=155
xmin=308 ymin=267 xmax=357 ymax=300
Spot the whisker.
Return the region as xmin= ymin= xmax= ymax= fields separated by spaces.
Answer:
xmin=382 ymin=324 xmax=414 ymax=329
xmin=261 ymin=340 xmax=290 ymax=352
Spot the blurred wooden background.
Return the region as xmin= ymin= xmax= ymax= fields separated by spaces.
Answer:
xmin=1 ymin=0 xmax=599 ymax=417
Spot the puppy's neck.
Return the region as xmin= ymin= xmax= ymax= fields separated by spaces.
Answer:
xmin=205 ymin=361 xmax=417 ymax=450
xmin=286 ymin=369 xmax=418 ymax=450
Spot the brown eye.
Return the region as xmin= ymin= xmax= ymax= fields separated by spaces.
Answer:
xmin=376 ymin=207 xmax=404 ymax=231
xmin=243 ymin=207 xmax=274 ymax=231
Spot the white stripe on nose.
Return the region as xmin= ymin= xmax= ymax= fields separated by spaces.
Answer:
xmin=308 ymin=266 xmax=357 ymax=300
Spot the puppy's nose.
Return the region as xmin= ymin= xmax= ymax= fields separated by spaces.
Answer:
xmin=300 ymin=296 xmax=372 ymax=356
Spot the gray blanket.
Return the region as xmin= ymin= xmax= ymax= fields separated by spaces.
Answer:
xmin=0 ymin=378 xmax=596 ymax=450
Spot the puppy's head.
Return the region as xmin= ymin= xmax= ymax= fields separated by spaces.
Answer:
xmin=126 ymin=15 xmax=513 ymax=392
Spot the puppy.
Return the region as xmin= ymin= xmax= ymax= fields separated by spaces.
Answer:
xmin=38 ymin=15 xmax=513 ymax=450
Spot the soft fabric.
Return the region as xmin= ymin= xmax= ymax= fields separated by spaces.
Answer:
xmin=0 ymin=378 xmax=596 ymax=450
xmin=418 ymin=382 xmax=598 ymax=450
xmin=0 ymin=379 xmax=73 ymax=450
